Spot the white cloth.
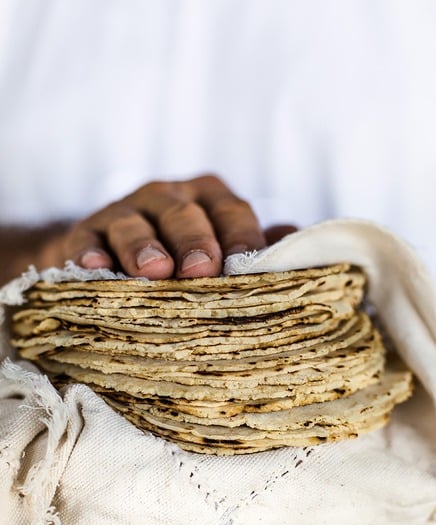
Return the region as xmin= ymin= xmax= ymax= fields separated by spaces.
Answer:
xmin=0 ymin=1 xmax=436 ymax=276
xmin=1 ymin=219 xmax=436 ymax=525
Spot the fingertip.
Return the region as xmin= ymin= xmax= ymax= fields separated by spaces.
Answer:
xmin=79 ymin=249 xmax=113 ymax=269
xmin=177 ymin=250 xmax=221 ymax=278
xmin=133 ymin=246 xmax=175 ymax=280
xmin=136 ymin=246 xmax=167 ymax=269
xmin=181 ymin=250 xmax=212 ymax=271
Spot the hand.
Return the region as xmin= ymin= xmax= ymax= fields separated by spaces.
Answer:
xmin=38 ymin=175 xmax=297 ymax=279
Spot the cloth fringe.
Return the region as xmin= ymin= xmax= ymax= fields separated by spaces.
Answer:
xmin=0 ymin=359 xmax=68 ymax=524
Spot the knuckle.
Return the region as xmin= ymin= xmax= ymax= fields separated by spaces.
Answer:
xmin=143 ymin=180 xmax=172 ymax=194
xmin=61 ymin=224 xmax=92 ymax=258
xmin=106 ymin=218 xmax=125 ymax=240
xmin=125 ymin=180 xmax=180 ymax=207
xmin=160 ymin=200 xmax=202 ymax=225
xmin=103 ymin=201 xmax=135 ymax=219
xmin=105 ymin=212 xmax=137 ymax=238
xmin=192 ymin=173 xmax=223 ymax=185
xmin=65 ymin=221 xmax=89 ymax=243
xmin=105 ymin=206 xmax=141 ymax=236
xmin=84 ymin=201 xmax=135 ymax=230
xmin=210 ymin=196 xmax=252 ymax=218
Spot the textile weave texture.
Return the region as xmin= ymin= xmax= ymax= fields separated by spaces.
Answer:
xmin=1 ymin=219 xmax=435 ymax=524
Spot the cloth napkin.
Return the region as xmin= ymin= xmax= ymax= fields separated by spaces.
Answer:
xmin=1 ymin=219 xmax=436 ymax=525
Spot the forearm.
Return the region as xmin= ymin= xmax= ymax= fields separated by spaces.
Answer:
xmin=0 ymin=222 xmax=70 ymax=286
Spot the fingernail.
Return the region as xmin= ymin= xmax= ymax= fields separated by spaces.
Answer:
xmin=136 ymin=246 xmax=167 ymax=269
xmin=181 ymin=250 xmax=212 ymax=272
xmin=80 ymin=250 xmax=107 ymax=268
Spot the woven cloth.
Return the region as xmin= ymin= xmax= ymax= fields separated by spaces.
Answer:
xmin=1 ymin=219 xmax=435 ymax=525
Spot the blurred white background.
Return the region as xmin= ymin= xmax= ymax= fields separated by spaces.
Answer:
xmin=0 ymin=0 xmax=435 ymax=273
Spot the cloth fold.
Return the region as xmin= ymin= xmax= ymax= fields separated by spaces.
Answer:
xmin=1 ymin=219 xmax=436 ymax=524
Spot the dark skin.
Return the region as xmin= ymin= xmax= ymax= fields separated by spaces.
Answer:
xmin=0 ymin=175 xmax=297 ymax=286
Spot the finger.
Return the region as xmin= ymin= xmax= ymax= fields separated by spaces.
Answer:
xmin=191 ymin=175 xmax=266 ymax=256
xmin=158 ymin=201 xmax=222 ymax=278
xmin=63 ymin=224 xmax=113 ymax=269
xmin=209 ymin=196 xmax=266 ymax=256
xmin=264 ymin=224 xmax=299 ymax=245
xmin=125 ymin=181 xmax=223 ymax=278
xmin=106 ymin=212 xmax=174 ymax=279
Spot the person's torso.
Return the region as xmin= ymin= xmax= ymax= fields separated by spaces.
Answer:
xmin=0 ymin=0 xmax=435 ymax=271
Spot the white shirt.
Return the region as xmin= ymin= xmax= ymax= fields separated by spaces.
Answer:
xmin=0 ymin=0 xmax=436 ymax=275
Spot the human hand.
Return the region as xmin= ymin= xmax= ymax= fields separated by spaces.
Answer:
xmin=39 ymin=175 xmax=297 ymax=279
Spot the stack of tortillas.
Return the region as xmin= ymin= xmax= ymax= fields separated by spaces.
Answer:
xmin=11 ymin=263 xmax=412 ymax=455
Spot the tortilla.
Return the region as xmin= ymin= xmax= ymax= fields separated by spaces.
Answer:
xmin=11 ymin=263 xmax=413 ymax=456
xmin=103 ymin=365 xmax=411 ymax=454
